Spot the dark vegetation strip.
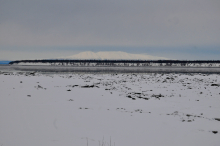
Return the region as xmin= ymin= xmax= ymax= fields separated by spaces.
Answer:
xmin=9 ymin=59 xmax=220 ymax=64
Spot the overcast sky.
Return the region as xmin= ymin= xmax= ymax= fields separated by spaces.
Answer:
xmin=0 ymin=0 xmax=220 ymax=60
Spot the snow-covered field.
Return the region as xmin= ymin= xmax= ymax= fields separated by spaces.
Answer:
xmin=2 ymin=65 xmax=220 ymax=73
xmin=0 ymin=72 xmax=220 ymax=146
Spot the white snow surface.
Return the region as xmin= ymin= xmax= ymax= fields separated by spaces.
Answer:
xmin=0 ymin=72 xmax=220 ymax=146
xmin=59 ymin=51 xmax=169 ymax=60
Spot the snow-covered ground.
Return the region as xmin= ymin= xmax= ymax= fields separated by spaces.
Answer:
xmin=0 ymin=72 xmax=220 ymax=146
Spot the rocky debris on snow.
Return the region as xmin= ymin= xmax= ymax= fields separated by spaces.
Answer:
xmin=167 ymin=111 xmax=214 ymax=123
xmin=79 ymin=107 xmax=89 ymax=109
xmin=29 ymin=72 xmax=36 ymax=76
xmin=214 ymin=118 xmax=220 ymax=121
xmin=35 ymin=85 xmax=46 ymax=90
xmin=81 ymin=84 xmax=99 ymax=88
xmin=151 ymin=94 xmax=164 ymax=99
xmin=212 ymin=131 xmax=218 ymax=134
xmin=116 ymin=108 xmax=150 ymax=114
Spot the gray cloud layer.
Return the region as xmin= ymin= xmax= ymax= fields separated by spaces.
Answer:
xmin=1 ymin=0 xmax=220 ymax=47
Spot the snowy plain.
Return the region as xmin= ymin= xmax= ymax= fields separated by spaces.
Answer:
xmin=0 ymin=71 xmax=220 ymax=146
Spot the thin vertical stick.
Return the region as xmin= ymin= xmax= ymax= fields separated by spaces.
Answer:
xmin=102 ymin=136 xmax=104 ymax=146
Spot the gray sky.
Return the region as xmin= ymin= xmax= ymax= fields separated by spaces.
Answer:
xmin=0 ymin=0 xmax=220 ymax=60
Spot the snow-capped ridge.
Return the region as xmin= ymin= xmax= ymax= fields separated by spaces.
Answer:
xmin=59 ymin=51 xmax=169 ymax=60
